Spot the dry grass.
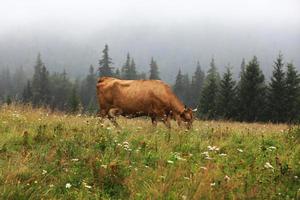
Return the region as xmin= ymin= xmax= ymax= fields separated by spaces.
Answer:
xmin=0 ymin=104 xmax=299 ymax=199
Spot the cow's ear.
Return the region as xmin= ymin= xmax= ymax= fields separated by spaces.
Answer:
xmin=184 ymin=105 xmax=187 ymax=110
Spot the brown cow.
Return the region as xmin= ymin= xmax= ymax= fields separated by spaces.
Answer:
xmin=96 ymin=77 xmax=197 ymax=129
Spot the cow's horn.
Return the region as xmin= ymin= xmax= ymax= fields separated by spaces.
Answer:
xmin=192 ymin=108 xmax=198 ymax=112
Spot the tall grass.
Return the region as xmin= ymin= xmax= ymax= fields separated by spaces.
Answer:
xmin=0 ymin=104 xmax=299 ymax=199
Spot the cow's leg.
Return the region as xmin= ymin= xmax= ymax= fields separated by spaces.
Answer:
xmin=98 ymin=109 xmax=108 ymax=123
xmin=174 ymin=114 xmax=182 ymax=127
xmin=108 ymin=108 xmax=121 ymax=127
xmin=163 ymin=115 xmax=171 ymax=129
xmin=151 ymin=116 xmax=157 ymax=127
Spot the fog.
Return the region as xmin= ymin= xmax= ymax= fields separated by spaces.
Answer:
xmin=0 ymin=0 xmax=299 ymax=82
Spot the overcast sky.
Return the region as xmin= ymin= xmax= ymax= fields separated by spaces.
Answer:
xmin=1 ymin=0 xmax=299 ymax=34
xmin=0 ymin=0 xmax=299 ymax=81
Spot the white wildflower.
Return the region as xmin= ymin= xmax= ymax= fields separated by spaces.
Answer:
xmin=167 ymin=160 xmax=174 ymax=164
xmin=183 ymin=176 xmax=190 ymax=180
xmin=101 ymin=164 xmax=107 ymax=169
xmin=123 ymin=141 xmax=130 ymax=150
xmin=42 ymin=170 xmax=47 ymax=175
xmin=200 ymin=166 xmax=207 ymax=170
xmin=224 ymin=175 xmax=230 ymax=181
xmin=208 ymin=145 xmax=219 ymax=151
xmin=65 ymin=183 xmax=72 ymax=189
xmin=175 ymin=154 xmax=186 ymax=161
xmin=267 ymin=146 xmax=277 ymax=151
xmin=182 ymin=195 xmax=187 ymax=200
xmin=201 ymin=151 xmax=213 ymax=160
xmin=71 ymin=158 xmax=79 ymax=162
xmin=219 ymin=153 xmax=227 ymax=156
xmin=264 ymin=162 xmax=274 ymax=169
xmin=85 ymin=185 xmax=92 ymax=189
xmin=82 ymin=182 xmax=92 ymax=189
xmin=177 ymin=157 xmax=187 ymax=161
xmin=34 ymin=181 xmax=38 ymax=184
xmin=210 ymin=182 xmax=216 ymax=186
xmin=294 ymin=176 xmax=298 ymax=179
xmin=123 ymin=145 xmax=129 ymax=150
xmin=237 ymin=148 xmax=243 ymax=153
xmin=106 ymin=127 xmax=112 ymax=130
xmin=49 ymin=184 xmax=54 ymax=188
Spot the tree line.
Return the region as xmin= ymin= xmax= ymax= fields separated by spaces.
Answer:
xmin=0 ymin=44 xmax=299 ymax=123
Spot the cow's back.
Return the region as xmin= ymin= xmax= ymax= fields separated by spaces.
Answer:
xmin=97 ymin=78 xmax=176 ymax=116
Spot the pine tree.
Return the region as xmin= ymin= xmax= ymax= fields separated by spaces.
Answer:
xmin=240 ymin=58 xmax=246 ymax=79
xmin=149 ymin=57 xmax=160 ymax=80
xmin=98 ymin=44 xmax=113 ymax=77
xmin=199 ymin=58 xmax=220 ymax=119
xmin=68 ymin=84 xmax=81 ymax=113
xmin=267 ymin=53 xmax=286 ymax=122
xmin=183 ymin=73 xmax=191 ymax=105
xmin=217 ymin=67 xmax=237 ymax=119
xmin=5 ymin=95 xmax=12 ymax=105
xmin=22 ymin=80 xmax=33 ymax=103
xmin=80 ymin=65 xmax=97 ymax=112
xmin=190 ymin=61 xmax=205 ymax=108
xmin=285 ymin=62 xmax=300 ymax=122
xmin=137 ymin=72 xmax=147 ymax=80
xmin=49 ymin=70 xmax=72 ymax=111
xmin=115 ymin=68 xmax=121 ymax=78
xmin=238 ymin=56 xmax=266 ymax=121
xmin=40 ymin=64 xmax=50 ymax=105
xmin=173 ymin=69 xmax=185 ymax=101
xmin=129 ymin=58 xmax=137 ymax=80
xmin=0 ymin=68 xmax=12 ymax=99
xmin=32 ymin=53 xmax=44 ymax=106
xmin=121 ymin=53 xmax=131 ymax=79
xmin=236 ymin=59 xmax=246 ymax=118
xmin=12 ymin=66 xmax=26 ymax=100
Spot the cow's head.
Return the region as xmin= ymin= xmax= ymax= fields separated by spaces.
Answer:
xmin=180 ymin=106 xmax=197 ymax=129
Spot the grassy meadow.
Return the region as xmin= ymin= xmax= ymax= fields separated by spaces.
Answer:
xmin=0 ymin=104 xmax=300 ymax=199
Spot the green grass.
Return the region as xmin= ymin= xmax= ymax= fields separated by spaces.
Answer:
xmin=0 ymin=104 xmax=300 ymax=199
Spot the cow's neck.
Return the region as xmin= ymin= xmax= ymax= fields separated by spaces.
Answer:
xmin=171 ymin=98 xmax=185 ymax=115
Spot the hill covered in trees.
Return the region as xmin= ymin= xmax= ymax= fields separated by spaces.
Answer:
xmin=0 ymin=45 xmax=299 ymax=123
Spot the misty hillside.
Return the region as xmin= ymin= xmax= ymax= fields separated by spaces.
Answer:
xmin=0 ymin=23 xmax=299 ymax=82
